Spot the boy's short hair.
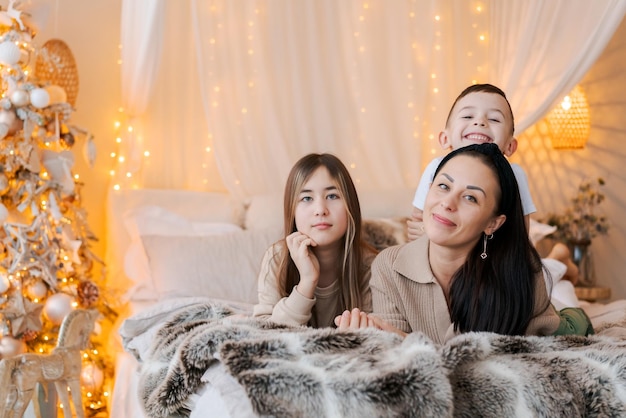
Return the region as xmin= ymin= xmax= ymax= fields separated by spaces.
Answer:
xmin=445 ymin=83 xmax=515 ymax=135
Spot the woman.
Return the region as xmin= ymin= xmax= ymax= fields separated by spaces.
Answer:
xmin=336 ymin=143 xmax=593 ymax=344
xmin=253 ymin=153 xmax=377 ymax=327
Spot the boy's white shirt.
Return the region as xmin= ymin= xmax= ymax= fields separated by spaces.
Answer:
xmin=412 ymin=156 xmax=536 ymax=216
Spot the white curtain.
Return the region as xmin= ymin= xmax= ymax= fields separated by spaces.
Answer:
xmin=119 ymin=0 xmax=626 ymax=200
xmin=118 ymin=0 xmax=165 ymax=182
xmin=488 ymin=1 xmax=626 ymax=133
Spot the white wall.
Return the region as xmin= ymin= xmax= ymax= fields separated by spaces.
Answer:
xmin=34 ymin=0 xmax=122 ymax=263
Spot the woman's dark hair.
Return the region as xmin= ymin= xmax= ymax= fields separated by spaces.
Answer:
xmin=435 ymin=143 xmax=548 ymax=335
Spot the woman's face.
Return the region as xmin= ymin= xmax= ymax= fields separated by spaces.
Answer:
xmin=294 ymin=166 xmax=349 ymax=248
xmin=423 ymin=154 xmax=505 ymax=252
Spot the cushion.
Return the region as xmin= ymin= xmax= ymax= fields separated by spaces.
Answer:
xmin=141 ymin=227 xmax=282 ymax=305
xmin=529 ymin=218 xmax=557 ymax=246
xmin=107 ymin=189 xmax=246 ymax=294
xmin=123 ymin=205 xmax=244 ymax=300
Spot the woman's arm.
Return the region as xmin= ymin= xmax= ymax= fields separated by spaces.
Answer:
xmin=369 ymin=247 xmax=413 ymax=333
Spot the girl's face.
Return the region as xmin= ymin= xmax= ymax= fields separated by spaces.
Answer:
xmin=294 ymin=166 xmax=349 ymax=248
xmin=423 ymin=154 xmax=505 ymax=252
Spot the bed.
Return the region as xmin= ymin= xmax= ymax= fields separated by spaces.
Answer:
xmin=108 ymin=188 xmax=626 ymax=417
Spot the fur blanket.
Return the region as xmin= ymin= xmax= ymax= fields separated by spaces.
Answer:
xmin=135 ymin=302 xmax=626 ymax=418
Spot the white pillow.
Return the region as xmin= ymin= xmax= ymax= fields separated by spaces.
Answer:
xmin=541 ymin=258 xmax=581 ymax=310
xmin=141 ymin=227 xmax=282 ymax=305
xmin=529 ymin=218 xmax=557 ymax=246
xmin=107 ymin=189 xmax=245 ymax=296
xmin=123 ymin=205 xmax=243 ymax=300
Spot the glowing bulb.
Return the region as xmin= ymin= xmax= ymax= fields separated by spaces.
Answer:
xmin=560 ymin=96 xmax=572 ymax=111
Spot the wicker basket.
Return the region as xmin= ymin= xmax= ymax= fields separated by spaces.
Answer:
xmin=34 ymin=39 xmax=79 ymax=106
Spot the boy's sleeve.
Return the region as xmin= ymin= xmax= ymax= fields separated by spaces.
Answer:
xmin=511 ymin=163 xmax=537 ymax=215
xmin=412 ymin=158 xmax=441 ymax=210
xmin=553 ymin=307 xmax=595 ymax=336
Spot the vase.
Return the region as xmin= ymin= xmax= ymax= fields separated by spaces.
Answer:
xmin=568 ymin=239 xmax=595 ymax=287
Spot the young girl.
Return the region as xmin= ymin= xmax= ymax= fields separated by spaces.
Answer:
xmin=253 ymin=153 xmax=377 ymax=327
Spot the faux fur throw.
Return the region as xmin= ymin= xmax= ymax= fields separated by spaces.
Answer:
xmin=137 ymin=302 xmax=626 ymax=418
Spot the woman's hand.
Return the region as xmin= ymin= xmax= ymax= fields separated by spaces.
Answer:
xmin=286 ymin=231 xmax=319 ymax=297
xmin=335 ymin=308 xmax=407 ymax=338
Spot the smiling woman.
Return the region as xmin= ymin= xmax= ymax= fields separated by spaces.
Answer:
xmin=336 ymin=143 xmax=594 ymax=343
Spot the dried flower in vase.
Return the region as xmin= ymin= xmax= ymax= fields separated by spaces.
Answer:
xmin=543 ymin=177 xmax=609 ymax=244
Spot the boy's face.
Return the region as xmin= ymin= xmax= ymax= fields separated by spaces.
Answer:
xmin=439 ymin=92 xmax=517 ymax=157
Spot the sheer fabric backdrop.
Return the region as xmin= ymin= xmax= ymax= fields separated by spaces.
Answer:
xmin=117 ymin=0 xmax=626 ymax=201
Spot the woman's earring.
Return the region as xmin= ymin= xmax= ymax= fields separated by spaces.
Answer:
xmin=480 ymin=233 xmax=494 ymax=259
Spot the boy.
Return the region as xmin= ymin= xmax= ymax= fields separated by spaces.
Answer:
xmin=408 ymin=83 xmax=579 ymax=294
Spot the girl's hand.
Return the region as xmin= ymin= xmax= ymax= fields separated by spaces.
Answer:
xmin=335 ymin=308 xmax=407 ymax=338
xmin=286 ymin=231 xmax=319 ymax=297
xmin=334 ymin=308 xmax=377 ymax=329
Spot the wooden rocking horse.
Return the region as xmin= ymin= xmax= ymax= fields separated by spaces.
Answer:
xmin=0 ymin=309 xmax=98 ymax=418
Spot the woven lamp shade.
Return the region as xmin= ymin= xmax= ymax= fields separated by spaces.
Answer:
xmin=547 ymin=85 xmax=591 ymax=149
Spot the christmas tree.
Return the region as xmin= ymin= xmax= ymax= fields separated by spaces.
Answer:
xmin=0 ymin=1 xmax=116 ymax=415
